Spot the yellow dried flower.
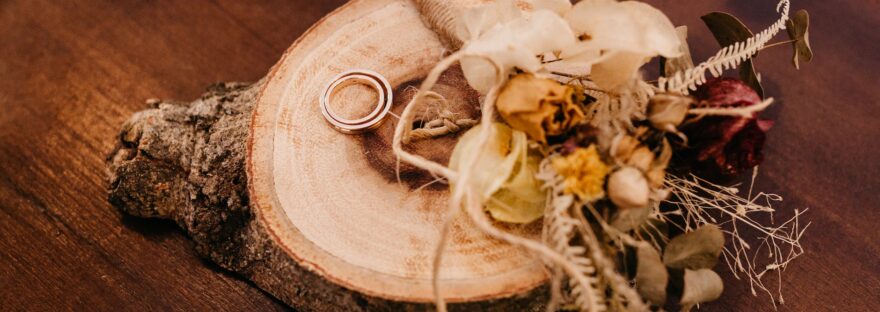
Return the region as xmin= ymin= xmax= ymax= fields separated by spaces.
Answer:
xmin=449 ymin=123 xmax=547 ymax=224
xmin=552 ymin=145 xmax=610 ymax=201
xmin=497 ymin=73 xmax=585 ymax=143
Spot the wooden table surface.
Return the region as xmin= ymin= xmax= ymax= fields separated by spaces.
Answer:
xmin=1 ymin=0 xmax=877 ymax=311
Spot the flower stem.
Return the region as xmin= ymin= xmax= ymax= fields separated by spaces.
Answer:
xmin=760 ymin=39 xmax=797 ymax=51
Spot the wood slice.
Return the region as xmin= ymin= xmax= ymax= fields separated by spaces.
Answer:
xmin=249 ymin=0 xmax=546 ymax=304
xmin=108 ymin=0 xmax=551 ymax=310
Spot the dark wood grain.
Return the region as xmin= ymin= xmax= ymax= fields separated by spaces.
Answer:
xmin=0 ymin=0 xmax=877 ymax=311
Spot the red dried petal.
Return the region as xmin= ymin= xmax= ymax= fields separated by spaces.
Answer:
xmin=693 ymin=77 xmax=761 ymax=109
xmin=681 ymin=78 xmax=774 ymax=177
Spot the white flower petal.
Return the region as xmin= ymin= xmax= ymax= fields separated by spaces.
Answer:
xmin=619 ymin=1 xmax=681 ymax=57
xmin=565 ymin=0 xmax=679 ymax=56
xmin=590 ymin=51 xmax=649 ymax=90
xmin=461 ymin=55 xmax=501 ymax=95
xmin=510 ymin=10 xmax=577 ymax=55
xmin=456 ymin=0 xmax=522 ymax=41
xmin=533 ymin=0 xmax=573 ymax=16
xmin=459 ymin=9 xmax=575 ymax=93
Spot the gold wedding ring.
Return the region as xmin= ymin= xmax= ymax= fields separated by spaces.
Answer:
xmin=320 ymin=69 xmax=393 ymax=134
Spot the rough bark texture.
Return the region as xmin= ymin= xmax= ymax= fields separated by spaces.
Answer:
xmin=106 ymin=82 xmax=547 ymax=311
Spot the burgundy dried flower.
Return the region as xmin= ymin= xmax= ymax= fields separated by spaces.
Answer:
xmin=683 ymin=78 xmax=774 ymax=177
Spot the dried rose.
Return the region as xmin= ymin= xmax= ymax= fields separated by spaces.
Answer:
xmin=497 ymin=73 xmax=585 ymax=143
xmin=449 ymin=123 xmax=547 ymax=224
xmin=683 ymin=78 xmax=774 ymax=177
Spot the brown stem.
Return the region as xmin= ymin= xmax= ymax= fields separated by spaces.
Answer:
xmin=760 ymin=39 xmax=797 ymax=51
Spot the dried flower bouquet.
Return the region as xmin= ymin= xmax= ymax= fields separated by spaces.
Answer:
xmin=396 ymin=0 xmax=813 ymax=310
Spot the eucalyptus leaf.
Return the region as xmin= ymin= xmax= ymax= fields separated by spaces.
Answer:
xmin=663 ymin=224 xmax=725 ymax=270
xmin=786 ymin=9 xmax=813 ymax=69
xmin=701 ymin=12 xmax=764 ymax=98
xmin=661 ymin=26 xmax=695 ymax=77
xmin=680 ymin=269 xmax=724 ymax=308
xmin=636 ymin=245 xmax=668 ymax=305
xmin=611 ymin=206 xmax=651 ymax=232
xmin=740 ymin=59 xmax=764 ymax=99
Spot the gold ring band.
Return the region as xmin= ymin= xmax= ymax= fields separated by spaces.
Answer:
xmin=320 ymin=69 xmax=393 ymax=134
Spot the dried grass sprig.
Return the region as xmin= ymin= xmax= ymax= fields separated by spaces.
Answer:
xmin=406 ymin=91 xmax=477 ymax=142
xmin=689 ymin=98 xmax=775 ymax=118
xmin=661 ymin=170 xmax=810 ymax=306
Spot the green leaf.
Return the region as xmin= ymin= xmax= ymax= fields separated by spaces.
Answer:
xmin=611 ymin=206 xmax=650 ymax=232
xmin=740 ymin=59 xmax=764 ymax=99
xmin=680 ymin=269 xmax=724 ymax=308
xmin=663 ymin=224 xmax=725 ymax=270
xmin=636 ymin=245 xmax=669 ymax=305
xmin=786 ymin=10 xmax=813 ymax=69
xmin=661 ymin=26 xmax=695 ymax=77
xmin=701 ymin=12 xmax=764 ymax=98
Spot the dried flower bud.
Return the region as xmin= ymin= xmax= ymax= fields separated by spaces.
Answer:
xmin=608 ymin=167 xmax=650 ymax=210
xmin=497 ymin=73 xmax=585 ymax=143
xmin=646 ymin=140 xmax=672 ymax=189
xmin=628 ymin=146 xmax=655 ymax=172
xmin=611 ymin=134 xmax=639 ymax=161
xmin=610 ymin=132 xmax=655 ymax=171
xmin=648 ymin=93 xmax=692 ymax=131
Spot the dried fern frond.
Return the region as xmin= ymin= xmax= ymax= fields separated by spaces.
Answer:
xmin=539 ymin=159 xmax=607 ymax=311
xmin=658 ymin=0 xmax=792 ymax=93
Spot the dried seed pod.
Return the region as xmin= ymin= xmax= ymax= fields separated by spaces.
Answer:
xmin=628 ymin=146 xmax=655 ymax=172
xmin=646 ymin=139 xmax=672 ymax=189
xmin=607 ymin=166 xmax=650 ymax=210
xmin=648 ymin=93 xmax=692 ymax=131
